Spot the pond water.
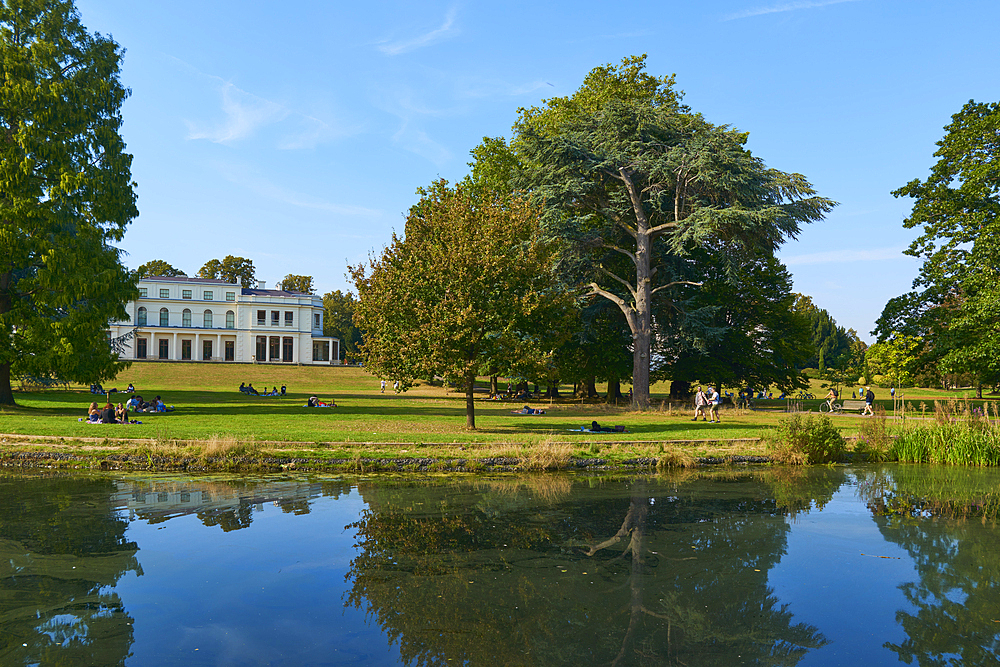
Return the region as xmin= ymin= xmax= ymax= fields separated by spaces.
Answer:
xmin=1 ymin=465 xmax=998 ymax=666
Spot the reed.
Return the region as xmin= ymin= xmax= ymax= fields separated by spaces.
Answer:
xmin=891 ymin=420 xmax=1000 ymax=467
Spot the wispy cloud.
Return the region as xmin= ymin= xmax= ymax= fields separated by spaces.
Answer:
xmin=216 ymin=162 xmax=382 ymax=217
xmin=723 ymin=0 xmax=863 ymax=21
xmin=782 ymin=246 xmax=910 ymax=266
xmin=186 ymin=82 xmax=289 ymax=144
xmin=377 ymin=7 xmax=458 ymax=55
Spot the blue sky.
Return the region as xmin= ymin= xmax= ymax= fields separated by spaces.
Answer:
xmin=77 ymin=0 xmax=1000 ymax=342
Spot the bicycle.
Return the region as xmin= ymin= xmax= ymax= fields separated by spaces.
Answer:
xmin=796 ymin=391 xmax=814 ymax=400
xmin=819 ymin=401 xmax=842 ymax=414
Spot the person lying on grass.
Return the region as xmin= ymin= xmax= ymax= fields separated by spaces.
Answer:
xmin=305 ymin=396 xmax=336 ymax=407
xmin=511 ymin=405 xmax=545 ymax=415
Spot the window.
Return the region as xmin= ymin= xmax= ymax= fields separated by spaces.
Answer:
xmin=158 ymin=339 xmax=169 ymax=359
xmin=181 ymin=339 xmax=192 ymax=360
xmin=182 ymin=290 xmax=192 ymax=300
xmin=137 ymin=307 xmax=147 ymax=326
xmin=204 ymin=291 xmax=213 ymax=300
xmin=226 ymin=310 xmax=235 ymax=329
xmin=203 ymin=340 xmax=212 ymax=360
xmin=226 ymin=291 xmax=235 ymax=302
xmin=284 ymin=311 xmax=293 ymax=326
xmin=256 ymin=336 xmax=267 ymax=361
xmin=314 ymin=313 xmax=321 ymax=329
xmin=282 ymin=337 xmax=293 ymax=362
xmin=313 ymin=340 xmax=329 ymax=362
xmin=225 ymin=340 xmax=235 ymax=361
xmin=271 ymin=311 xmax=279 ymax=325
xmin=182 ymin=309 xmax=191 ymax=327
xmin=203 ymin=310 xmax=213 ymax=328
xmin=138 ymin=288 xmax=147 ymax=298
xmin=136 ymin=338 xmax=147 ymax=359
xmin=269 ymin=336 xmax=280 ymax=360
xmin=159 ymin=308 xmax=169 ymax=327
xmin=257 ymin=310 xmax=266 ymax=325
xmin=160 ymin=289 xmax=169 ymax=298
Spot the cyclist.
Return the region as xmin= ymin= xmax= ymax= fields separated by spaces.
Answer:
xmin=825 ymin=387 xmax=838 ymax=412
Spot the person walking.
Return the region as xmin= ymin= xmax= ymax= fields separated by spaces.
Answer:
xmin=863 ymin=386 xmax=876 ymax=416
xmin=380 ymin=379 xmax=386 ymax=394
xmin=692 ymin=386 xmax=708 ymax=421
xmin=707 ymin=387 xmax=722 ymax=423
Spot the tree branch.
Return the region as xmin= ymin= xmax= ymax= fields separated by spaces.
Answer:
xmin=651 ymin=280 xmax=702 ymax=296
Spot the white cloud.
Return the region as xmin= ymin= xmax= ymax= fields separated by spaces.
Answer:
xmin=216 ymin=162 xmax=382 ymax=217
xmin=781 ymin=246 xmax=910 ymax=266
xmin=377 ymin=7 xmax=458 ymax=55
xmin=723 ymin=0 xmax=863 ymax=21
xmin=186 ymin=82 xmax=289 ymax=144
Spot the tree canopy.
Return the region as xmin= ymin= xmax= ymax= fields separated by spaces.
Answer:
xmin=321 ymin=290 xmax=363 ymax=361
xmin=278 ymin=274 xmax=314 ymax=294
xmin=197 ymin=255 xmax=256 ymax=288
xmin=513 ymin=55 xmax=835 ymax=406
xmin=874 ymin=100 xmax=1000 ymax=393
xmin=350 ymin=180 xmax=572 ymax=428
xmin=136 ymin=260 xmax=185 ymax=277
xmin=0 ymin=0 xmax=138 ymax=405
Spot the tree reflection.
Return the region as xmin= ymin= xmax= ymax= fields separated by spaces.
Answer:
xmin=346 ymin=472 xmax=833 ymax=666
xmin=858 ymin=467 xmax=1000 ymax=666
xmin=0 ymin=473 xmax=140 ymax=666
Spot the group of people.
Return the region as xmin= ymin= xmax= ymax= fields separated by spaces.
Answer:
xmin=85 ymin=401 xmax=133 ymax=424
xmin=693 ymin=386 xmax=723 ymax=423
xmin=126 ymin=394 xmax=171 ymax=413
xmin=89 ymin=383 xmax=135 ymax=395
xmin=379 ymin=379 xmax=401 ymax=394
xmin=305 ymin=396 xmax=336 ymax=407
xmin=240 ymin=383 xmax=286 ymax=396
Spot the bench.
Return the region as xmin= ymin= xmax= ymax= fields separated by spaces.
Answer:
xmin=840 ymin=400 xmax=867 ymax=413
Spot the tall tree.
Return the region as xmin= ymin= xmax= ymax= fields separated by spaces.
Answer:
xmin=514 ymin=55 xmax=835 ymax=407
xmin=791 ymin=294 xmax=852 ymax=371
xmin=136 ymin=260 xmax=185 ymax=277
xmin=350 ymin=180 xmax=572 ymax=428
xmin=197 ymin=255 xmax=256 ymax=287
xmin=322 ymin=289 xmax=363 ymax=361
xmin=278 ymin=274 xmax=314 ymax=294
xmin=875 ymin=100 xmax=1000 ymax=394
xmin=0 ymin=1 xmax=138 ymax=405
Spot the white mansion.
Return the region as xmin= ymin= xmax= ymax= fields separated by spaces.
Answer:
xmin=107 ymin=276 xmax=340 ymax=365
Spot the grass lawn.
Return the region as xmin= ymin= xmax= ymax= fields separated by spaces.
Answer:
xmin=1 ymin=363 xmax=994 ymax=462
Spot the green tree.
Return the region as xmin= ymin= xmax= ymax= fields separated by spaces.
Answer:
xmin=197 ymin=255 xmax=256 ymax=287
xmin=514 ymin=55 xmax=834 ymax=407
xmin=875 ymin=100 xmax=1000 ymax=396
xmin=865 ymin=333 xmax=922 ymax=388
xmin=791 ymin=295 xmax=852 ymax=372
xmin=0 ymin=1 xmax=138 ymax=405
xmin=321 ymin=289 xmax=363 ymax=361
xmin=278 ymin=274 xmax=314 ymax=294
xmin=136 ymin=259 xmax=185 ymax=277
xmin=668 ymin=250 xmax=812 ymax=394
xmin=350 ymin=180 xmax=572 ymax=428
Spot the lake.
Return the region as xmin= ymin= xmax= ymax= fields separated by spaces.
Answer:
xmin=1 ymin=465 xmax=998 ymax=666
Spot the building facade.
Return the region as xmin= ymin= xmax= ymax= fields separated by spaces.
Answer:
xmin=108 ymin=276 xmax=340 ymax=365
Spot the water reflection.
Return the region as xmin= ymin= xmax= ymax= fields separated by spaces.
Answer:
xmin=346 ymin=472 xmax=835 ymax=666
xmin=857 ymin=467 xmax=1000 ymax=666
xmin=0 ymin=473 xmax=139 ymax=666
xmin=1 ymin=467 xmax=999 ymax=666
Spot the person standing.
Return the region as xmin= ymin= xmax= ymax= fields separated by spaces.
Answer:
xmin=380 ymin=379 xmax=386 ymax=394
xmin=393 ymin=380 xmax=400 ymax=393
xmin=707 ymin=387 xmax=721 ymax=423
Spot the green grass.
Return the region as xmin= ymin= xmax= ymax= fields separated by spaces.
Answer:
xmin=1 ymin=363 xmax=996 ymax=462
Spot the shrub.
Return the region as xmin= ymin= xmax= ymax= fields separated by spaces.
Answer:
xmin=853 ymin=407 xmax=893 ymax=462
xmin=765 ymin=414 xmax=847 ymax=465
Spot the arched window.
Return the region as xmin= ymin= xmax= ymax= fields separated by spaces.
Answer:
xmin=159 ymin=308 xmax=169 ymax=327
xmin=137 ymin=307 xmax=147 ymax=326
xmin=203 ymin=310 xmax=213 ymax=328
xmin=182 ymin=309 xmax=192 ymax=327
xmin=226 ymin=310 xmax=235 ymax=329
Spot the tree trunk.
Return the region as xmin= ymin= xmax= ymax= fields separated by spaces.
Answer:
xmin=606 ymin=376 xmax=622 ymax=404
xmin=0 ymin=360 xmax=15 ymax=406
xmin=465 ymin=371 xmax=476 ymax=429
xmin=490 ymin=375 xmax=498 ymax=395
xmin=586 ymin=375 xmax=598 ymax=398
xmin=546 ymin=383 xmax=560 ymax=398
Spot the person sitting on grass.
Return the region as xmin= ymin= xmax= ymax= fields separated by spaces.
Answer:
xmin=115 ymin=403 xmax=128 ymax=423
xmin=247 ymin=383 xmax=258 ymax=395
xmin=126 ymin=383 xmax=135 ymax=393
xmin=281 ymin=384 xmax=286 ymax=396
xmin=239 ymin=382 xmax=246 ymax=393
xmin=87 ymin=402 xmax=101 ymax=422
xmin=100 ymin=402 xmax=116 ymax=424
xmin=306 ymin=396 xmax=336 ymax=407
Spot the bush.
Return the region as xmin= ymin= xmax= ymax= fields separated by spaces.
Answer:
xmin=765 ymin=414 xmax=847 ymax=465
xmin=801 ymin=367 xmax=820 ymax=378
xmin=853 ymin=407 xmax=893 ymax=462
